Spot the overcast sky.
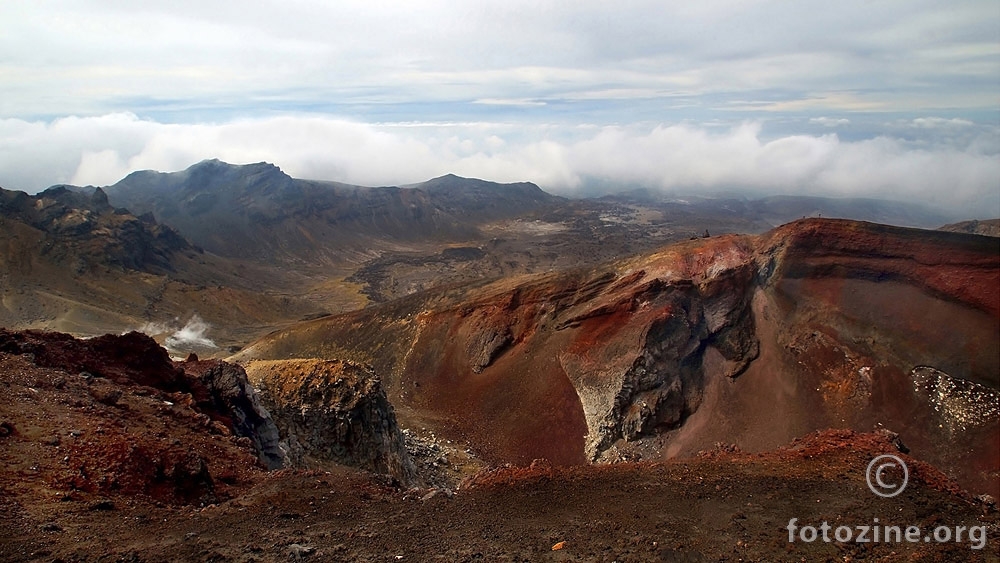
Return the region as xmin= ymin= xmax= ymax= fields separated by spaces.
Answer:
xmin=1 ymin=0 xmax=998 ymax=217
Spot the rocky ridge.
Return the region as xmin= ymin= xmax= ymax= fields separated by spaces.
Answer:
xmin=939 ymin=218 xmax=1000 ymax=237
xmin=5 ymin=161 xmax=963 ymax=353
xmin=104 ymin=160 xmax=559 ymax=264
xmin=0 ymin=330 xmax=282 ymax=471
xmin=177 ymin=357 xmax=285 ymax=470
xmin=0 ymin=182 xmax=325 ymax=350
xmin=0 ymin=185 xmax=189 ymax=275
xmin=0 ymin=331 xmax=263 ymax=506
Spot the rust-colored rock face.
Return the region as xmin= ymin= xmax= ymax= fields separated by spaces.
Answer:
xmin=0 ymin=343 xmax=264 ymax=507
xmin=237 ymin=219 xmax=999 ymax=495
xmin=760 ymin=219 xmax=1000 ymax=319
xmin=0 ymin=330 xmax=286 ymax=479
xmin=0 ymin=329 xmax=184 ymax=390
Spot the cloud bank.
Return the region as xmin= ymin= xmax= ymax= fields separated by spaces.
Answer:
xmin=1 ymin=2 xmax=996 ymax=219
xmin=1 ymin=113 xmax=996 ymax=218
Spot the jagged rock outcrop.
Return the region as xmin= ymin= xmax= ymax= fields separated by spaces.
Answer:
xmin=463 ymin=293 xmax=517 ymax=374
xmin=0 ymin=330 xmax=273 ymax=505
xmin=554 ymin=238 xmax=761 ymax=459
xmin=0 ymin=329 xmax=187 ymax=390
xmin=383 ymin=235 xmax=766 ymax=463
xmin=176 ymin=358 xmax=285 ymax=469
xmin=0 ymin=185 xmax=189 ymax=274
xmin=236 ymin=235 xmax=766 ymax=465
xmin=244 ymin=359 xmax=417 ymax=484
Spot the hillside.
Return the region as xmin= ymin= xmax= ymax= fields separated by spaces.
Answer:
xmin=1 ymin=161 xmax=983 ymax=360
xmin=102 ymin=160 xmax=958 ymax=304
xmin=235 ymin=218 xmax=1000 ymax=497
xmin=0 ymin=185 xmax=189 ymax=274
xmin=0 ymin=185 xmax=321 ymax=351
xmin=940 ymin=218 xmax=1000 ymax=237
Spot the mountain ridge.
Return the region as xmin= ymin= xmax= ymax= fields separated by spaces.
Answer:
xmin=0 ymin=183 xmax=323 ymax=347
xmin=0 ymin=184 xmax=190 ymax=274
xmin=103 ymin=160 xmax=560 ymax=264
xmin=939 ymin=218 xmax=1000 ymax=237
xmin=1 ymin=183 xmax=997 ymax=560
xmin=95 ymin=160 xmax=954 ymax=258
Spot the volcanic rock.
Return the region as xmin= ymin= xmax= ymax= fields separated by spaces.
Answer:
xmin=244 ymin=359 xmax=417 ymax=484
xmin=0 ymin=342 xmax=261 ymax=506
xmin=0 ymin=329 xmax=186 ymax=390
xmin=104 ymin=160 xmax=558 ymax=264
xmin=0 ymin=184 xmax=189 ymax=273
xmin=176 ymin=359 xmax=285 ymax=469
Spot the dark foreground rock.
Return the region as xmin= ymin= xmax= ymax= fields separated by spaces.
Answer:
xmin=176 ymin=358 xmax=285 ymax=469
xmin=244 ymin=358 xmax=417 ymax=485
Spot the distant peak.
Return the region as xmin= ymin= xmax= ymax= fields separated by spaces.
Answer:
xmin=421 ymin=173 xmax=541 ymax=189
xmin=422 ymin=173 xmax=471 ymax=184
xmin=91 ymin=187 xmax=110 ymax=208
xmin=184 ymin=159 xmax=285 ymax=177
xmin=189 ymin=158 xmax=229 ymax=170
xmin=164 ymin=159 xmax=278 ymax=182
xmin=40 ymin=185 xmax=71 ymax=198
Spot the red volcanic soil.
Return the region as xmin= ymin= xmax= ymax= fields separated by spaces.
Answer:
xmin=0 ymin=333 xmax=267 ymax=510
xmin=2 ymin=427 xmax=997 ymax=562
xmin=0 ymin=329 xmax=186 ymax=390
xmin=402 ymin=301 xmax=590 ymax=467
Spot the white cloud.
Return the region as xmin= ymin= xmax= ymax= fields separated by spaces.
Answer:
xmin=473 ymin=98 xmax=548 ymax=107
xmin=810 ymin=117 xmax=851 ymax=127
xmin=0 ymin=0 xmax=994 ymax=238
xmin=1 ymin=114 xmax=997 ymax=218
xmin=911 ymin=117 xmax=976 ymax=129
